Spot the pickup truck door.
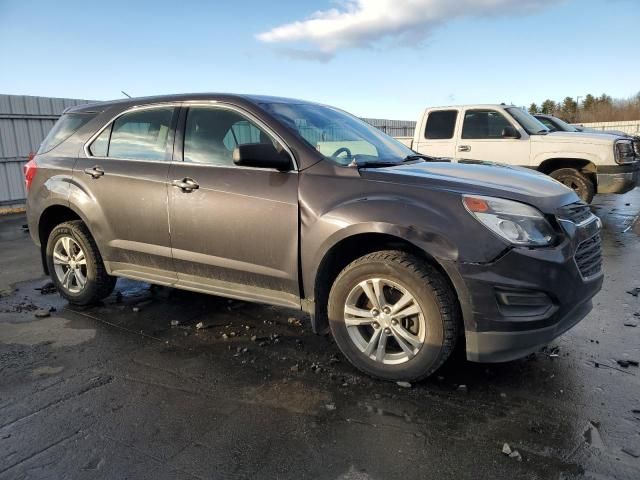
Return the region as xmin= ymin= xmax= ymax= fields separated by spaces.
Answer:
xmin=167 ymin=105 xmax=300 ymax=308
xmin=454 ymin=108 xmax=530 ymax=166
xmin=412 ymin=109 xmax=459 ymax=158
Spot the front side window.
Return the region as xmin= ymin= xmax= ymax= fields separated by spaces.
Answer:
xmin=261 ymin=102 xmax=414 ymax=166
xmin=425 ymin=110 xmax=457 ymax=139
xmin=183 ymin=107 xmax=275 ymax=165
xmin=461 ymin=110 xmax=513 ymax=139
xmin=103 ymin=107 xmax=175 ymax=161
xmin=536 ymin=116 xmax=556 ymax=130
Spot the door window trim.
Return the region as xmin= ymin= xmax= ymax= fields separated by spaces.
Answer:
xmin=175 ymin=102 xmax=299 ymax=171
xmin=83 ymin=103 xmax=181 ymax=163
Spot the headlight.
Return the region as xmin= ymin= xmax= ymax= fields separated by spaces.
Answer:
xmin=463 ymin=195 xmax=556 ymax=247
xmin=614 ymin=140 xmax=635 ymax=164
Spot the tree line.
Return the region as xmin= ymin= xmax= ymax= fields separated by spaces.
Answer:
xmin=528 ymin=92 xmax=640 ymax=124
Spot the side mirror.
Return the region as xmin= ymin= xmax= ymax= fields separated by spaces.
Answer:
xmin=502 ymin=126 xmax=521 ymax=139
xmin=233 ymin=143 xmax=292 ymax=171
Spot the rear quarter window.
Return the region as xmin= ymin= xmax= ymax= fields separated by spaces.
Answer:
xmin=38 ymin=113 xmax=96 ymax=154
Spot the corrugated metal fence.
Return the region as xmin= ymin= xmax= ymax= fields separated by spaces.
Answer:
xmin=577 ymin=120 xmax=640 ymax=136
xmin=0 ymin=94 xmax=90 ymax=206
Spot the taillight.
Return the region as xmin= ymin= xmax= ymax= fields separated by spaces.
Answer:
xmin=24 ymin=153 xmax=37 ymax=192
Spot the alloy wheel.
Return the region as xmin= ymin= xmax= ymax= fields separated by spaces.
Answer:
xmin=52 ymin=236 xmax=88 ymax=294
xmin=344 ymin=277 xmax=426 ymax=365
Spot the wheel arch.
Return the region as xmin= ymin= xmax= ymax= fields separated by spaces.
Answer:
xmin=307 ymin=229 xmax=468 ymax=336
xmin=37 ymin=204 xmax=95 ymax=275
xmin=537 ymin=157 xmax=597 ymax=185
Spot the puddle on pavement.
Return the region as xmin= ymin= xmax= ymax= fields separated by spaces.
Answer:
xmin=0 ymin=317 xmax=96 ymax=347
xmin=31 ymin=365 xmax=64 ymax=376
xmin=242 ymin=380 xmax=331 ymax=414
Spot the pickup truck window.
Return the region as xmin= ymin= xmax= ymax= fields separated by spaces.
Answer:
xmin=183 ymin=107 xmax=274 ymax=165
xmin=461 ymin=110 xmax=512 ymax=139
xmin=425 ymin=110 xmax=457 ymax=140
xmin=262 ymin=102 xmax=414 ymax=166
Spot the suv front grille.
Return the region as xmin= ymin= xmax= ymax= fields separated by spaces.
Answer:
xmin=633 ymin=139 xmax=640 ymax=158
xmin=574 ymin=233 xmax=603 ymax=279
xmin=556 ymin=201 xmax=593 ymax=225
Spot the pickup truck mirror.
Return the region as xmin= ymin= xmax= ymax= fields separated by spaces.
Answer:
xmin=502 ymin=126 xmax=521 ymax=139
xmin=233 ymin=143 xmax=292 ymax=171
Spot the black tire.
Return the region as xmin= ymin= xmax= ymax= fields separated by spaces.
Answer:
xmin=550 ymin=168 xmax=595 ymax=203
xmin=45 ymin=220 xmax=116 ymax=305
xmin=328 ymin=251 xmax=459 ymax=382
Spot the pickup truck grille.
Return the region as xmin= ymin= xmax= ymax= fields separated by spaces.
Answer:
xmin=633 ymin=139 xmax=640 ymax=157
xmin=556 ymin=202 xmax=593 ymax=225
xmin=574 ymin=233 xmax=603 ymax=279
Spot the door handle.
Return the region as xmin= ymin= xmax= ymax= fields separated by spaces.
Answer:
xmin=458 ymin=145 xmax=471 ymax=152
xmin=172 ymin=178 xmax=199 ymax=192
xmin=84 ymin=166 xmax=104 ymax=178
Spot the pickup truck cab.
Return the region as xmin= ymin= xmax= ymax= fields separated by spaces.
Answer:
xmin=399 ymin=104 xmax=639 ymax=202
xmin=26 ymin=94 xmax=603 ymax=382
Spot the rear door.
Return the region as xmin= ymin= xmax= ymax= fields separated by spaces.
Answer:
xmin=412 ymin=109 xmax=459 ymax=158
xmin=74 ymin=105 xmax=179 ymax=283
xmin=167 ymin=104 xmax=299 ymax=307
xmin=454 ymin=108 xmax=530 ymax=166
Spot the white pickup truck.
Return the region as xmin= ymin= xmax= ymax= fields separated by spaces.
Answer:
xmin=396 ymin=104 xmax=639 ymax=202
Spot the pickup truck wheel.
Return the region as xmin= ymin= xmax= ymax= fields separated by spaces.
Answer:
xmin=45 ymin=220 xmax=116 ymax=305
xmin=550 ymin=168 xmax=595 ymax=203
xmin=328 ymin=251 xmax=459 ymax=382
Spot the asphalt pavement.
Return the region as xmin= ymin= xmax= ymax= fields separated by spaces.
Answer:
xmin=0 ymin=191 xmax=639 ymax=479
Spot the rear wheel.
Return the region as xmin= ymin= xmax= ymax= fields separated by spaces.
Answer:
xmin=46 ymin=220 xmax=116 ymax=305
xmin=328 ymin=251 xmax=459 ymax=382
xmin=550 ymin=168 xmax=595 ymax=203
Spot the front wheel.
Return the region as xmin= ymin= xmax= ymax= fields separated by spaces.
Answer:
xmin=328 ymin=251 xmax=459 ymax=382
xmin=46 ymin=220 xmax=116 ymax=305
xmin=550 ymin=168 xmax=595 ymax=203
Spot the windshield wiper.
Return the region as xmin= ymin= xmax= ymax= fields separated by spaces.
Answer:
xmin=348 ymin=159 xmax=399 ymax=168
xmin=402 ymin=154 xmax=431 ymax=162
xmin=533 ymin=129 xmax=549 ymax=135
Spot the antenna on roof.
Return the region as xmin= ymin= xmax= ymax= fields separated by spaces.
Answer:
xmin=121 ymin=91 xmax=132 ymax=98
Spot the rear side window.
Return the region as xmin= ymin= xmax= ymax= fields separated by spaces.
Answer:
xmin=424 ymin=110 xmax=457 ymax=139
xmin=103 ymin=108 xmax=175 ymax=161
xmin=38 ymin=113 xmax=95 ymax=153
xmin=461 ymin=110 xmax=512 ymax=139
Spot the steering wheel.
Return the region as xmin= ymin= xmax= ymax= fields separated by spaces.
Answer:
xmin=331 ymin=147 xmax=352 ymax=161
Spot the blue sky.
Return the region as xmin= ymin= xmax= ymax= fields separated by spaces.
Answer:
xmin=0 ymin=0 xmax=638 ymax=120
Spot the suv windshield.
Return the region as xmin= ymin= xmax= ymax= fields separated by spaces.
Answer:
xmin=548 ymin=116 xmax=579 ymax=132
xmin=261 ymin=102 xmax=415 ymax=166
xmin=505 ymin=107 xmax=549 ymax=135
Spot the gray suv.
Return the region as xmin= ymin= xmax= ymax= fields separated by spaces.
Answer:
xmin=25 ymin=94 xmax=603 ymax=381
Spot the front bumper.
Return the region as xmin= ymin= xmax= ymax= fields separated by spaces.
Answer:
xmin=452 ymin=216 xmax=603 ymax=363
xmin=597 ymin=163 xmax=639 ymax=194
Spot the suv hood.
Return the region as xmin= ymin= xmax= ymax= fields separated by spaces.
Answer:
xmin=360 ymin=161 xmax=578 ymax=213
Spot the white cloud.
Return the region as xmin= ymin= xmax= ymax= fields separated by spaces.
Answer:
xmin=257 ymin=0 xmax=558 ymax=60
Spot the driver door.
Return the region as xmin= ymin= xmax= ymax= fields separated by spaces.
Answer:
xmin=168 ymin=105 xmax=300 ymax=307
xmin=455 ymin=109 xmax=529 ymax=166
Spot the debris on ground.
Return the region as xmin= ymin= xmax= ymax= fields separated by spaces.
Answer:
xmin=396 ymin=381 xmax=412 ymax=388
xmin=132 ymin=307 xmax=140 ymax=313
xmin=34 ymin=309 xmax=50 ymax=318
xmin=290 ymin=364 xmax=299 ymax=372
xmin=542 ymin=345 xmax=560 ymax=358
xmin=615 ymin=359 xmax=638 ymax=368
xmin=221 ymin=333 xmax=229 ymax=340
xmin=195 ymin=321 xmax=206 ymax=330
xmin=617 ymin=360 xmax=630 ymax=368
xmin=502 ymin=443 xmax=512 ymax=455
xmin=457 ymin=384 xmax=468 ymax=392
xmin=623 ymin=321 xmax=638 ymax=327
xmin=325 ymin=403 xmax=336 ymax=411
xmin=170 ymin=320 xmax=180 ymax=327
xmin=35 ymin=282 xmax=56 ymax=295
xmin=628 ymin=359 xmax=639 ymax=367
xmin=627 ymin=287 xmax=640 ymax=297
xmin=622 ymin=447 xmax=640 ymax=458
xmin=509 ymin=451 xmax=523 ymax=462
xmin=287 ymin=317 xmax=302 ymax=327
